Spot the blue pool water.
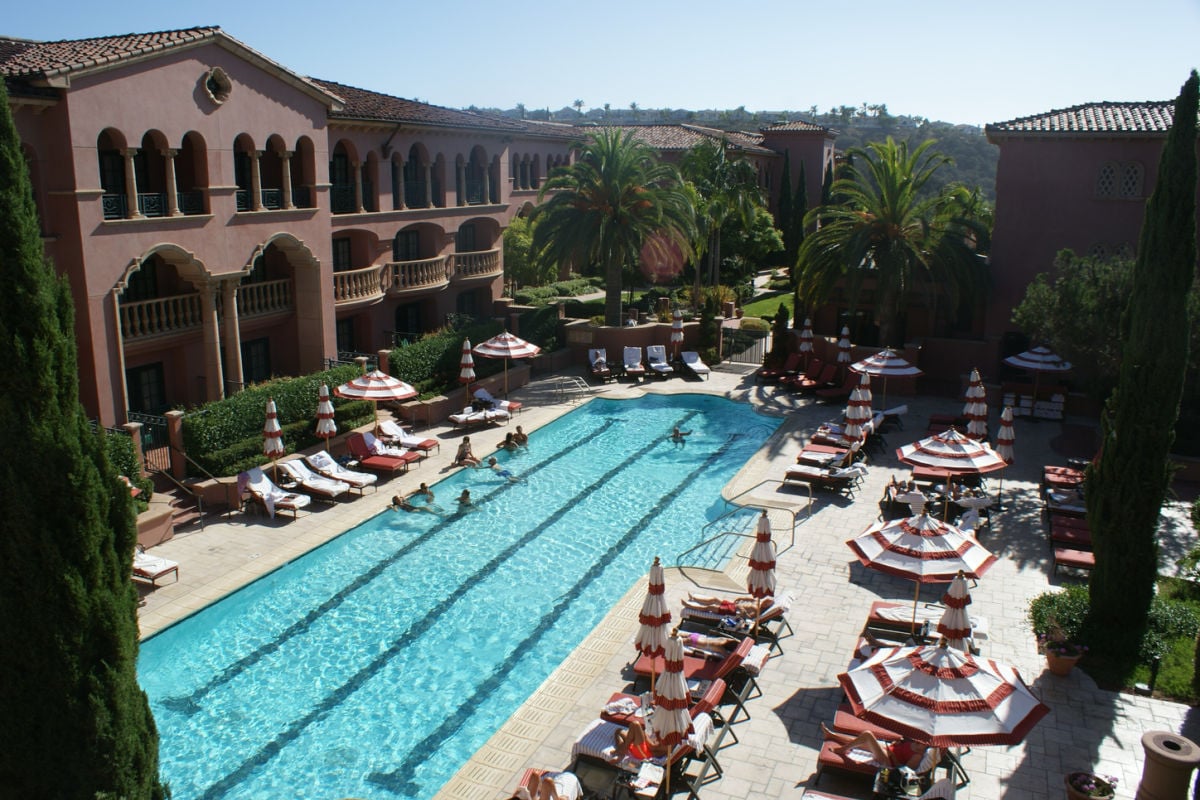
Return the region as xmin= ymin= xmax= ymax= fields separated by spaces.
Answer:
xmin=139 ymin=394 xmax=780 ymax=799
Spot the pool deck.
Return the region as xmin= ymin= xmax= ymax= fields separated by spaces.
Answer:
xmin=136 ymin=363 xmax=1200 ymax=800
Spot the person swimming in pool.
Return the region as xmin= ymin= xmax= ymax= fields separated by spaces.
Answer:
xmin=513 ymin=425 xmax=529 ymax=447
xmin=456 ymin=488 xmax=473 ymax=509
xmin=390 ymin=494 xmax=437 ymax=514
xmin=669 ymin=426 xmax=692 ymax=445
xmin=487 ymin=457 xmax=518 ymax=481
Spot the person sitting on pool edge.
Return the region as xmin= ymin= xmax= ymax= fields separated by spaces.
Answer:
xmin=513 ymin=425 xmax=529 ymax=447
xmin=454 ymin=436 xmax=481 ymax=468
xmin=681 ymin=592 xmax=766 ymax=617
xmin=487 ymin=457 xmax=519 ymax=481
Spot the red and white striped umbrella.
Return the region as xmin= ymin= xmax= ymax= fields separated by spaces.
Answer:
xmin=936 ymin=571 xmax=974 ymax=650
xmin=474 ymin=331 xmax=541 ymax=396
xmin=847 ymin=513 xmax=997 ymax=584
xmin=838 ymin=643 xmax=1049 ymax=747
xmin=635 ymin=557 xmax=672 ymax=677
xmin=747 ymin=510 xmax=777 ymax=599
xmin=994 ymin=407 xmax=1015 ymax=463
xmin=836 ymin=326 xmax=852 ymax=365
xmin=897 ymin=427 xmax=1008 ymax=475
xmin=851 ymin=348 xmax=923 ymax=411
xmin=963 ymin=368 xmax=989 ymax=440
xmin=335 ymin=368 xmax=418 ymax=433
xmin=651 ymin=633 xmax=692 ymax=749
xmin=263 ymin=397 xmax=285 ymax=459
xmin=1003 ymin=345 xmax=1071 ymax=374
xmin=459 ymin=338 xmax=476 ymax=387
xmin=799 ymin=318 xmax=814 ymax=365
xmin=670 ymin=310 xmax=684 ymax=356
xmin=315 ymin=384 xmax=337 ymax=451
xmin=843 ymin=381 xmax=873 ymax=445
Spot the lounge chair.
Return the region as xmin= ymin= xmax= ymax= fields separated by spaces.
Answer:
xmin=448 ymin=406 xmax=511 ymax=428
xmin=377 ymin=419 xmax=440 ymax=454
xmin=681 ymin=351 xmax=710 ymax=380
xmin=588 ymin=348 xmax=614 ymax=382
xmin=241 ymin=466 xmax=312 ymax=518
xmin=304 ymin=450 xmax=378 ymax=493
xmin=633 ymin=633 xmax=753 ymax=685
xmin=623 ymin=346 xmax=646 ymax=380
xmin=756 ymin=352 xmax=802 ymax=384
xmin=361 ymin=431 xmax=423 ymax=465
xmin=783 ymin=462 xmax=867 ymax=497
xmin=474 ymin=387 xmax=523 ymax=414
xmin=778 ymin=357 xmax=824 ymax=390
xmin=1043 ymin=464 xmax=1085 ymax=489
xmin=680 ymin=591 xmax=794 ymax=656
xmin=646 ymin=345 xmax=674 ymax=378
xmin=132 ymin=545 xmax=179 ymax=586
xmin=791 ymin=363 xmax=839 ymax=394
xmin=345 ymin=433 xmax=415 ymax=475
xmin=866 ymin=600 xmax=988 ymax=644
xmin=570 ymin=712 xmax=720 ymax=800
xmin=1054 ymin=547 xmax=1095 ymax=576
xmin=814 ymin=370 xmax=858 ymax=401
xmin=278 ymin=459 xmax=351 ymax=502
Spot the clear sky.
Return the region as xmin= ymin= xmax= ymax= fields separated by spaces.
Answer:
xmin=5 ymin=0 xmax=1199 ymax=126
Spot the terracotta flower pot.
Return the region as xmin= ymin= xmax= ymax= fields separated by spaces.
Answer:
xmin=1064 ymin=771 xmax=1115 ymax=799
xmin=1047 ymin=651 xmax=1081 ymax=676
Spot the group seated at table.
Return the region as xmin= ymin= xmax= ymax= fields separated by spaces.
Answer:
xmin=589 ymin=348 xmax=614 ymax=382
xmin=240 ymin=466 xmax=312 ymax=518
xmin=377 ymin=419 xmax=440 ymax=454
xmin=304 ymin=450 xmax=378 ymax=492
xmin=278 ymin=458 xmax=352 ymax=502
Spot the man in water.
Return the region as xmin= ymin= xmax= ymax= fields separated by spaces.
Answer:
xmin=487 ymin=456 xmax=519 ymax=481
xmin=669 ymin=426 xmax=692 ymax=445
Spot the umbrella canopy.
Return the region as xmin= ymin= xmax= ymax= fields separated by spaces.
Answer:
xmin=994 ymin=407 xmax=1015 ymax=463
xmin=837 ymin=643 xmax=1050 ymax=747
xmin=747 ymin=510 xmax=777 ymax=599
xmin=474 ymin=331 xmax=541 ymax=396
xmin=836 ymin=326 xmax=852 ymax=365
xmin=963 ymin=368 xmax=989 ymax=440
xmin=897 ymin=428 xmax=1008 ymax=476
xmin=459 ymin=338 xmax=476 ymax=386
xmin=314 ymin=384 xmax=337 ymax=450
xmin=635 ymin=557 xmax=672 ymax=661
xmin=936 ymin=571 xmax=974 ymax=650
xmin=1003 ymin=345 xmax=1072 ymax=374
xmin=334 ymin=368 xmax=418 ymax=433
xmin=851 ymin=348 xmax=923 ymax=411
xmin=847 ymin=513 xmax=997 ymax=584
xmin=651 ymin=633 xmax=691 ymax=749
xmin=799 ymin=319 xmax=814 ymax=365
xmin=263 ymin=398 xmax=285 ymax=459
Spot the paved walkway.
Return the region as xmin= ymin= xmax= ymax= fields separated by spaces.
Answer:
xmin=136 ymin=363 xmax=1200 ymax=800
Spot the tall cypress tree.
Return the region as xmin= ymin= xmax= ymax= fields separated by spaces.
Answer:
xmin=1085 ymin=72 xmax=1199 ymax=666
xmin=791 ymin=161 xmax=809 ymax=327
xmin=778 ymin=150 xmax=794 ymax=261
xmin=0 ymin=84 xmax=165 ymax=796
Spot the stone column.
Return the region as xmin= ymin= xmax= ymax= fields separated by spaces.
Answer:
xmin=353 ymin=161 xmax=364 ymax=213
xmin=220 ymin=280 xmax=244 ymax=395
xmin=165 ymin=410 xmax=187 ymax=480
xmin=456 ymin=161 xmax=466 ymax=206
xmin=123 ymin=149 xmax=143 ymax=218
xmin=423 ymin=163 xmax=433 ymax=208
xmin=281 ymin=151 xmax=294 ymax=210
xmin=395 ymin=159 xmax=406 ymax=209
xmin=120 ymin=421 xmax=147 ymax=478
xmin=482 ymin=166 xmax=491 ymax=205
xmin=164 ymin=148 xmax=181 ymax=216
xmin=250 ymin=150 xmax=264 ymax=211
xmin=199 ymin=282 xmax=224 ymax=401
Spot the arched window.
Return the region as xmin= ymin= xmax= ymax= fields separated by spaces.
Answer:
xmin=1095 ymin=162 xmax=1118 ymax=198
xmin=1119 ymin=161 xmax=1144 ymax=198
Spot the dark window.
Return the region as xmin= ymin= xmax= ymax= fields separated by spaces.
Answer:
xmin=455 ymin=224 xmax=477 ymax=252
xmin=391 ymin=161 xmax=402 ymax=209
xmin=241 ymin=337 xmax=272 ymax=384
xmin=234 ymin=151 xmax=251 ymax=191
xmin=330 ymin=152 xmax=352 ymax=186
xmin=126 ymin=362 xmax=166 ymax=414
xmin=394 ymin=302 xmax=422 ymax=340
xmin=332 ymin=238 xmax=352 ymax=271
xmin=456 ymin=290 xmax=479 ymax=318
xmin=336 ymin=318 xmax=356 ymax=352
xmin=99 ymin=150 xmax=125 ymax=194
xmin=393 ymin=230 xmax=421 ymax=261
xmin=242 ymin=255 xmax=267 ymax=285
xmin=122 ymin=260 xmax=159 ymax=303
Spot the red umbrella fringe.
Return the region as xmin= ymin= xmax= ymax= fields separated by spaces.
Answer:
xmin=840 ymin=683 xmax=1049 ymax=746
xmin=938 ymin=624 xmax=974 ymax=639
xmin=652 ymin=694 xmax=690 ymax=712
xmin=639 ymin=612 xmax=672 ymax=626
xmin=748 ymin=557 xmax=776 ymax=570
xmin=941 ymin=593 xmax=972 ymax=609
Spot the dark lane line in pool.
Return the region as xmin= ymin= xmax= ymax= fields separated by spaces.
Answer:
xmin=161 ymin=418 xmax=621 ymax=716
xmin=191 ymin=412 xmax=702 ymax=800
xmin=367 ymin=432 xmax=744 ymax=796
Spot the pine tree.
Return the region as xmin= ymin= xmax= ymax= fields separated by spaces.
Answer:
xmin=0 ymin=84 xmax=165 ymax=797
xmin=777 ymin=150 xmax=794 ymax=261
xmin=1085 ymin=72 xmax=1199 ymax=665
xmin=791 ymin=161 xmax=808 ymax=327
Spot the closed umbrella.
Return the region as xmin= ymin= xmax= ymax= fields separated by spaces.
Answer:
xmin=263 ymin=397 xmax=285 ymax=481
xmin=747 ymin=510 xmax=776 ymax=636
xmin=851 ymin=348 xmax=924 ymax=413
xmin=634 ymin=557 xmax=672 ymax=695
xmin=474 ymin=331 xmax=541 ymax=397
xmin=314 ymin=384 xmax=337 ymax=452
xmin=963 ymin=368 xmax=988 ymax=440
xmin=651 ymin=632 xmax=691 ymax=798
xmin=838 ymin=642 xmax=1049 ymax=747
xmin=843 ymin=382 xmax=873 ymax=446
xmin=994 ymin=406 xmax=1016 ymax=509
xmin=334 ymin=367 xmax=418 ymax=434
xmin=670 ymin=310 xmax=684 ymax=358
xmin=459 ymin=338 xmax=476 ymax=395
xmin=836 ymin=326 xmax=852 ymax=376
xmin=799 ymin=318 xmax=814 ymax=368
xmin=936 ymin=571 xmax=973 ymax=651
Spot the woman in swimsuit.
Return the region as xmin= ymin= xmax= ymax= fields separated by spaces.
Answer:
xmin=681 ymin=593 xmax=764 ymax=617
xmin=613 ymin=720 xmax=670 ymax=761
xmin=820 ymin=725 xmax=940 ymax=773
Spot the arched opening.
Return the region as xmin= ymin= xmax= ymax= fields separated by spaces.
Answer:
xmin=404 ymin=143 xmax=429 ymax=209
xmin=390 ymin=152 xmax=404 ymax=210
xmin=98 ymin=128 xmax=129 ymax=219
xmin=530 ymin=154 xmax=541 ymax=189
xmin=293 ymin=136 xmax=316 ymax=208
xmin=432 ymin=153 xmax=446 ymax=207
xmin=177 ymin=131 xmax=208 ymax=214
xmin=464 ymin=146 xmax=488 ymax=205
xmin=330 ymin=140 xmax=358 ymax=213
xmin=133 ymin=130 xmax=171 ymax=217
xmin=241 ymin=234 xmax=325 ymax=381
xmin=362 ymin=152 xmax=379 ymax=212
xmin=259 ymin=134 xmax=287 ymax=210
xmin=233 ymin=133 xmax=257 ymax=211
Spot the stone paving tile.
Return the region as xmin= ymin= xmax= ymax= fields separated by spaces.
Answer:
xmin=136 ymin=364 xmax=1200 ymax=800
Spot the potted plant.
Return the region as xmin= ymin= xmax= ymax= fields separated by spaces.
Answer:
xmin=1041 ymin=634 xmax=1087 ymax=676
xmin=1064 ymin=771 xmax=1117 ymax=799
xmin=1027 ymin=585 xmax=1091 ymax=675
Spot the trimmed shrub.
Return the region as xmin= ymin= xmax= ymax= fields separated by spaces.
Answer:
xmin=518 ymin=304 xmax=562 ymax=352
xmin=104 ymin=429 xmax=153 ymax=505
xmin=563 ymin=299 xmax=606 ymax=319
xmin=389 ymin=320 xmax=505 ymax=394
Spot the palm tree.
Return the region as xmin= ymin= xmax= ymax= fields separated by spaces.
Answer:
xmin=531 ymin=129 xmax=695 ymax=326
xmin=680 ymin=138 xmax=764 ymax=291
xmin=573 ymin=99 xmax=585 ymax=116
xmin=796 ymin=137 xmax=990 ymax=346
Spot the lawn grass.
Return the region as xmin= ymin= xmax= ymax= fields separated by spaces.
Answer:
xmin=742 ymin=290 xmax=794 ymax=320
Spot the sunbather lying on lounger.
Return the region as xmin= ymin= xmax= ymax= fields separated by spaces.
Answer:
xmin=820 ymin=725 xmax=940 ymax=774
xmin=613 ymin=719 xmax=672 ymax=761
xmin=682 ymin=631 xmax=739 ymax=658
xmin=682 ymin=593 xmax=765 ymax=617
xmin=534 ymin=771 xmax=581 ymax=800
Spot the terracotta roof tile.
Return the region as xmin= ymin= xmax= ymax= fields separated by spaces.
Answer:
xmin=312 ymin=78 xmax=535 ymax=132
xmin=986 ymin=101 xmax=1178 ymax=136
xmin=585 ymin=124 xmax=774 ymax=155
xmin=0 ymin=27 xmax=220 ymax=78
xmin=760 ymin=119 xmax=828 ymax=133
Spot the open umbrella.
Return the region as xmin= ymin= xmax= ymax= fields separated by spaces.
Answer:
xmin=993 ymin=406 xmax=1016 ymax=509
xmin=474 ymin=330 xmax=541 ymax=397
xmin=670 ymin=310 xmax=684 ymax=359
xmin=459 ymin=338 xmax=476 ymax=395
xmin=851 ymin=348 xmax=924 ymax=413
xmin=936 ymin=571 xmax=973 ymax=651
xmin=799 ymin=318 xmax=814 ymax=368
xmin=1003 ymin=345 xmax=1071 ymax=417
xmin=651 ymin=632 xmax=691 ymax=799
xmin=334 ymin=366 xmax=418 ymax=434
xmin=897 ymin=427 xmax=1008 ymax=477
xmin=263 ymin=397 xmax=285 ymax=481
xmin=314 ymin=384 xmax=337 ymax=452
xmin=634 ymin=557 xmax=672 ymax=695
xmin=838 ymin=642 xmax=1049 ymax=747
xmin=847 ymin=512 xmax=997 ymax=633
xmin=963 ymin=368 xmax=988 ymax=440
xmin=747 ymin=510 xmax=776 ymax=635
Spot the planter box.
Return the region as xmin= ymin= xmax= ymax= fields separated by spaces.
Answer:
xmin=136 ymin=502 xmax=175 ymax=549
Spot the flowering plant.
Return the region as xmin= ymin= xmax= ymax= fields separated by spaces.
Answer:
xmin=1040 ymin=635 xmax=1087 ymax=658
xmin=1067 ymin=771 xmax=1117 ymax=797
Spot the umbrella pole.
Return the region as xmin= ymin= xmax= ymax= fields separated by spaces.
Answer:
xmin=995 ymin=473 xmax=1006 ymax=511
xmin=911 ymin=580 xmax=921 ymax=638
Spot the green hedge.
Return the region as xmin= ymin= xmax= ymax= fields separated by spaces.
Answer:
xmin=389 ymin=320 xmax=506 ymax=396
xmin=182 ymin=364 xmax=375 ymax=477
xmin=513 ymin=276 xmax=603 ymax=305
xmin=104 ymin=429 xmax=153 ymax=507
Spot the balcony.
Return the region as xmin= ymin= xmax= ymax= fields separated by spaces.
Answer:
xmin=292 ymin=186 xmax=312 ymax=209
xmin=119 ymin=293 xmax=202 ymax=342
xmin=333 ymin=264 xmax=386 ymax=308
xmin=136 ymin=192 xmax=169 ymax=217
xmin=331 ymin=184 xmax=356 ymax=214
xmin=102 ymin=193 xmax=127 ymax=220
xmin=178 ymin=191 xmax=205 ymax=215
xmin=404 ymin=181 xmax=429 ymax=209
xmin=451 ymin=248 xmax=501 ymax=281
xmin=238 ymin=278 xmax=293 ymax=319
xmin=383 ymin=256 xmax=450 ymax=296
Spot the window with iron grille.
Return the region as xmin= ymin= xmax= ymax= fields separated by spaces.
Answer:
xmin=1119 ymin=162 xmax=1144 ymax=198
xmin=1095 ymin=162 xmax=1117 ymax=197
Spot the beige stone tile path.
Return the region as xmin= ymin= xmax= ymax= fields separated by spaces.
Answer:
xmin=136 ymin=363 xmax=1200 ymax=800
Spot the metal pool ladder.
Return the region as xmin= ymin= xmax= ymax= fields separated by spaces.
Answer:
xmin=555 ymin=376 xmax=592 ymax=404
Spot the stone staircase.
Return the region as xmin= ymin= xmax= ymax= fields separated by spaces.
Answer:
xmin=150 ymin=474 xmax=205 ymax=531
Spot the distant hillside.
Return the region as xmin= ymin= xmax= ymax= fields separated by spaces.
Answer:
xmin=472 ymin=103 xmax=998 ymax=202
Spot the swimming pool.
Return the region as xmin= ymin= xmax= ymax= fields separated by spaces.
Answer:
xmin=139 ymin=393 xmax=780 ymax=799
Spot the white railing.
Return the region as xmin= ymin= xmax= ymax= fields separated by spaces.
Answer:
xmin=333 ymin=264 xmax=386 ymax=306
xmin=120 ymin=293 xmax=202 ymax=340
xmin=451 ymin=248 xmax=501 ymax=280
xmin=383 ymin=256 xmax=450 ymax=293
xmin=238 ymin=278 xmax=292 ymax=318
